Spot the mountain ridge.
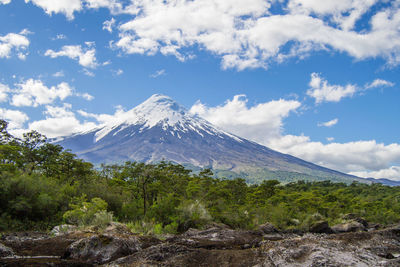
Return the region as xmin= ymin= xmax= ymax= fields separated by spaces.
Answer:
xmin=54 ymin=94 xmax=367 ymax=184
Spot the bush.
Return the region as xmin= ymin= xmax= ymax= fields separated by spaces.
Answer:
xmin=175 ymin=200 xmax=212 ymax=232
xmin=91 ymin=210 xmax=114 ymax=230
xmin=63 ymin=195 xmax=109 ymax=227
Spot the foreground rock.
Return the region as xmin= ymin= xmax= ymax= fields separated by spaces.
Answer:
xmin=2 ymin=224 xmax=400 ymax=266
xmin=106 ymin=226 xmax=400 ymax=266
xmin=309 ymin=221 xmax=334 ymax=234
xmin=51 ymin=224 xmax=77 ymax=236
xmin=63 ymin=234 xmax=159 ymax=265
xmin=332 ymin=220 xmax=366 ymax=233
xmin=0 ymin=243 xmax=14 ymax=257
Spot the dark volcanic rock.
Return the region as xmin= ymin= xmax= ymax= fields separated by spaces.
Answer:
xmin=309 ymin=221 xmax=334 ymax=234
xmin=63 ymin=234 xmax=159 ymax=264
xmin=1 ymin=232 xmax=76 ymax=257
xmin=332 ymin=220 xmax=366 ymax=233
xmin=0 ymin=243 xmax=14 ymax=257
xmin=169 ymin=227 xmax=264 ymax=249
xmin=258 ymin=222 xmax=278 ymax=234
xmin=106 ymin=242 xmax=264 ymax=267
xmin=343 ymin=213 xmax=369 ymax=227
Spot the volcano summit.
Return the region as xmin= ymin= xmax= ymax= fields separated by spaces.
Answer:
xmin=55 ymin=94 xmax=365 ymax=183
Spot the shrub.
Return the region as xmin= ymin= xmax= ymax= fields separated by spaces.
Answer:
xmin=63 ymin=194 xmax=109 ymax=227
xmin=91 ymin=210 xmax=114 ymax=230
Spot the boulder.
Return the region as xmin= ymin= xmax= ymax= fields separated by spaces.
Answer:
xmin=51 ymin=224 xmax=77 ymax=236
xmin=309 ymin=221 xmax=334 ymax=234
xmin=63 ymin=234 xmax=160 ymax=264
xmin=103 ymin=222 xmax=132 ymax=236
xmin=257 ymin=223 xmax=278 ymax=234
xmin=63 ymin=235 xmax=139 ymax=264
xmin=0 ymin=243 xmax=14 ymax=257
xmin=170 ymin=227 xmax=263 ymax=249
xmin=332 ymin=220 xmax=366 ymax=233
xmin=342 ymin=214 xmax=368 ymax=227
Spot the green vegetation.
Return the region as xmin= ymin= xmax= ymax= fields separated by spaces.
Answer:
xmin=1 ymin=119 xmax=400 ymax=233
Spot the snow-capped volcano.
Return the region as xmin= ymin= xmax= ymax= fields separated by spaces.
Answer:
xmin=93 ymin=94 xmax=242 ymax=143
xmin=55 ymin=94 xmax=365 ymax=183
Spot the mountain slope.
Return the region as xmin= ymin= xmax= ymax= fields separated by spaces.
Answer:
xmin=55 ymin=94 xmax=366 ymax=184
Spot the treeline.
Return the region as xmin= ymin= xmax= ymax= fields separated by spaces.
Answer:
xmin=1 ymin=119 xmax=400 ymax=232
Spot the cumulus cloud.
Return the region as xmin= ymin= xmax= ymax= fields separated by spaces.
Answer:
xmin=103 ymin=17 xmax=116 ymax=33
xmin=365 ymin=79 xmax=395 ymax=89
xmin=82 ymin=69 xmax=95 ymax=77
xmin=28 ymin=104 xmax=97 ymax=138
xmin=11 ymin=79 xmax=73 ymax=107
xmin=76 ymin=92 xmax=94 ymax=101
xmin=111 ymin=0 xmax=400 ymax=70
xmin=0 ymin=83 xmax=10 ymax=102
xmin=266 ymin=135 xmax=400 ymax=178
xmin=25 ymin=0 xmax=82 ymax=20
xmin=0 ymin=0 xmax=11 ymax=4
xmin=45 ymin=43 xmax=98 ymax=68
xmin=0 ymin=32 xmax=29 ymax=59
xmin=25 ymin=0 xmax=134 ymax=19
xmin=350 ymin=166 xmax=400 ymax=181
xmin=318 ymin=118 xmax=338 ymax=127
xmin=52 ymin=34 xmax=67 ymax=40
xmin=0 ymin=108 xmax=29 ymax=129
xmin=287 ymin=0 xmax=378 ymax=31
xmin=191 ymin=95 xmax=400 ymax=180
xmin=53 ymin=71 xmax=65 ymax=77
xmin=190 ymin=95 xmax=301 ymax=145
xmin=306 ymin=73 xmax=395 ymax=103
xmin=306 ymin=73 xmax=357 ymax=103
xmin=85 ymin=0 xmax=123 ymax=14
xmin=112 ymin=69 xmax=123 ymax=76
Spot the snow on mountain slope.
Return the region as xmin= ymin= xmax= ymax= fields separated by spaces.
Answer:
xmin=54 ymin=94 xmax=366 ymax=184
xmin=90 ymin=94 xmax=242 ymax=143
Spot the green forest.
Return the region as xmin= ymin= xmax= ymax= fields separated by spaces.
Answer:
xmin=1 ymin=119 xmax=400 ymax=233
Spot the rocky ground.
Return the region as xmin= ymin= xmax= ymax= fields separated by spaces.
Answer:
xmin=1 ymin=219 xmax=400 ymax=266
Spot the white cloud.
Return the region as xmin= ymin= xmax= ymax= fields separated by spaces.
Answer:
xmin=76 ymin=92 xmax=94 ymax=101
xmin=103 ymin=17 xmax=116 ymax=33
xmin=0 ymin=83 xmax=10 ymax=102
xmin=113 ymin=69 xmax=123 ymax=76
xmin=307 ymin=73 xmax=396 ymax=103
xmin=0 ymin=0 xmax=11 ymax=4
xmin=113 ymin=0 xmax=400 ymax=70
xmin=0 ymin=108 xmax=29 ymax=129
xmin=11 ymin=79 xmax=73 ymax=107
xmin=326 ymin=137 xmax=335 ymax=142
xmin=191 ymin=95 xmax=400 ymax=180
xmin=306 ymin=73 xmax=357 ymax=103
xmin=365 ymin=79 xmax=395 ymax=89
xmin=190 ymin=95 xmax=301 ymax=145
xmin=53 ymin=71 xmax=65 ymax=77
xmin=52 ymin=34 xmax=67 ymax=40
xmin=149 ymin=69 xmax=166 ymax=78
xmin=25 ymin=0 xmax=82 ymax=20
xmin=0 ymin=32 xmax=30 ymax=59
xmin=318 ymin=118 xmax=338 ymax=127
xmin=287 ymin=0 xmax=378 ymax=31
xmin=85 ymin=0 xmax=123 ymax=14
xmin=350 ymin=166 xmax=400 ymax=181
xmin=77 ymin=105 xmax=127 ymax=125
xmin=28 ymin=104 xmax=97 ymax=138
xmin=82 ymin=69 xmax=95 ymax=77
xmin=266 ymin=135 xmax=400 ymax=178
xmin=45 ymin=43 xmax=98 ymax=68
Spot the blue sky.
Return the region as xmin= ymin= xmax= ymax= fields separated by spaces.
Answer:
xmin=1 ymin=0 xmax=400 ymax=180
